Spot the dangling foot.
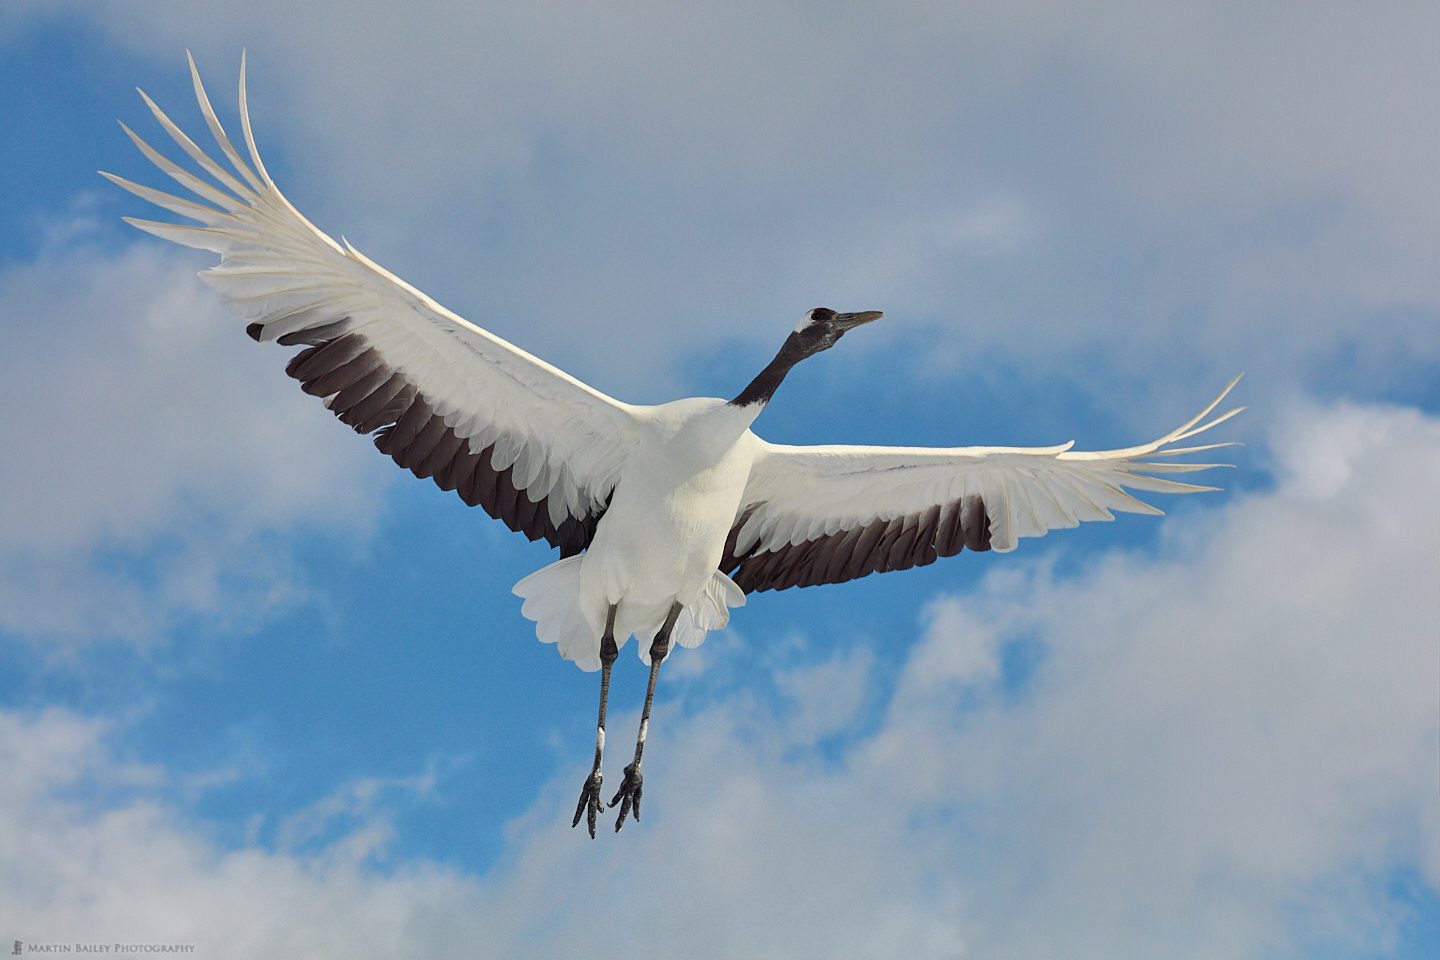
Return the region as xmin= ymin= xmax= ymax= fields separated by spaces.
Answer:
xmin=608 ymin=602 xmax=681 ymax=833
xmin=572 ymin=765 xmax=607 ymax=838
xmin=570 ymin=606 xmax=618 ymax=840
xmin=609 ymin=761 xmax=644 ymax=831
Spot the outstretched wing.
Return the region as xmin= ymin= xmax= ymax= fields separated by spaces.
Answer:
xmin=721 ymin=378 xmax=1243 ymax=592
xmin=105 ymin=54 xmax=641 ymax=555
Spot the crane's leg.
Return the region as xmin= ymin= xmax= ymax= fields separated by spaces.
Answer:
xmin=572 ymin=604 xmax=619 ymax=839
xmin=609 ymin=601 xmax=683 ymax=832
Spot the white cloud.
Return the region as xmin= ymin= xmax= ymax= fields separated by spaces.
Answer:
xmin=770 ymin=644 xmax=878 ymax=746
xmin=274 ymin=767 xmax=439 ymax=854
xmin=858 ymin=398 xmax=1440 ymax=956
xmin=1 ymin=399 xmax=1433 ymax=957
xmin=0 ymin=236 xmax=386 ymax=648
xmin=0 ymin=708 xmax=489 ymax=957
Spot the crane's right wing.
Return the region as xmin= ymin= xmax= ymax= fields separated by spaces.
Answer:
xmin=105 ymin=54 xmax=642 ymax=555
xmin=722 ymin=378 xmax=1243 ymax=592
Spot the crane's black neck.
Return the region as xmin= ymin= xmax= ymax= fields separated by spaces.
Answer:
xmin=728 ymin=334 xmax=807 ymax=407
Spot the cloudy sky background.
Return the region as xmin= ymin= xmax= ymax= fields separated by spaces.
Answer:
xmin=1 ymin=2 xmax=1436 ymax=956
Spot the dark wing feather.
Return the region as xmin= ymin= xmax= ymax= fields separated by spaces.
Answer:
xmin=720 ymin=497 xmax=995 ymax=593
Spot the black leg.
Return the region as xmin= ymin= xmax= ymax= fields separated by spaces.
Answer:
xmin=610 ymin=601 xmax=683 ymax=832
xmin=572 ymin=604 xmax=618 ymax=838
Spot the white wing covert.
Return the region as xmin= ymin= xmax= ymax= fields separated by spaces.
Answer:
xmin=721 ymin=378 xmax=1243 ymax=592
xmin=105 ymin=54 xmax=640 ymax=555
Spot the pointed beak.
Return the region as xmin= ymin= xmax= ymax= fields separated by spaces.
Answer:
xmin=832 ymin=310 xmax=884 ymax=331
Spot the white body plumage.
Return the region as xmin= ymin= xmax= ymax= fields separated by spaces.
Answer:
xmin=517 ymin=399 xmax=757 ymax=669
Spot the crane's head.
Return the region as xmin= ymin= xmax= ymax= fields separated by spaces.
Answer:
xmin=789 ymin=307 xmax=884 ymax=355
xmin=730 ymin=307 xmax=884 ymax=405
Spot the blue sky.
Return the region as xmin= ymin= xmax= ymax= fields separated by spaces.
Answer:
xmin=1 ymin=2 xmax=1437 ymax=957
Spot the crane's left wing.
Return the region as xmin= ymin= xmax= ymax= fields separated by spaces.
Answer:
xmin=104 ymin=54 xmax=643 ymax=556
xmin=721 ymin=378 xmax=1242 ymax=592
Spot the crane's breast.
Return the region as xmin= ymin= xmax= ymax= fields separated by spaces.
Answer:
xmin=582 ymin=433 xmax=755 ymax=606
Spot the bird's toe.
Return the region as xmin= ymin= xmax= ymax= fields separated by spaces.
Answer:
xmin=572 ymin=768 xmax=606 ymax=839
xmin=608 ymin=762 xmax=644 ymax=831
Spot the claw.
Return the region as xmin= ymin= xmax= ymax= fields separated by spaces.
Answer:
xmin=572 ymin=768 xmax=606 ymax=839
xmin=609 ymin=762 xmax=643 ymax=831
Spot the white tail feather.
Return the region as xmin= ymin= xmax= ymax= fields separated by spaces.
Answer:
xmin=513 ymin=559 xmax=744 ymax=671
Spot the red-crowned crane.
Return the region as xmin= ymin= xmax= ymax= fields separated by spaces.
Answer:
xmin=106 ymin=54 xmax=1242 ymax=837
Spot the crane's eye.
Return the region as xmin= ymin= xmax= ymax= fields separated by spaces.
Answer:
xmin=795 ymin=307 xmax=835 ymax=334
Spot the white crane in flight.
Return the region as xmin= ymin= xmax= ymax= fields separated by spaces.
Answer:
xmin=106 ymin=54 xmax=1242 ymax=837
